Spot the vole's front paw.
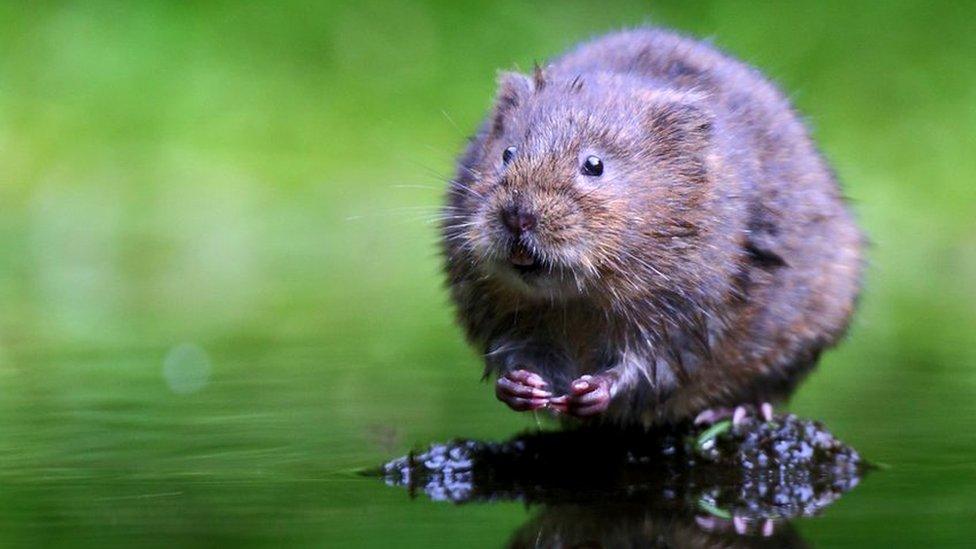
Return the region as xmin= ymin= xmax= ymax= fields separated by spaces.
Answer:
xmin=495 ymin=369 xmax=552 ymax=411
xmin=549 ymin=374 xmax=612 ymax=417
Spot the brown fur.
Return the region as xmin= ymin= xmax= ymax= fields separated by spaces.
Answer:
xmin=441 ymin=27 xmax=863 ymax=426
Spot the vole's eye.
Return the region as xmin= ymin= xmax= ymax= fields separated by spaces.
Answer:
xmin=502 ymin=146 xmax=517 ymax=165
xmin=581 ymin=155 xmax=604 ymax=177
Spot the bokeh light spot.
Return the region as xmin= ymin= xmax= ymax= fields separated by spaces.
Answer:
xmin=162 ymin=343 xmax=212 ymax=395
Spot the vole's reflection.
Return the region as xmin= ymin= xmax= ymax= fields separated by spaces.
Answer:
xmin=378 ymin=417 xmax=863 ymax=548
xmin=507 ymin=502 xmax=806 ymax=548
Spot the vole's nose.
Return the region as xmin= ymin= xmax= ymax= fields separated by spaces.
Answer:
xmin=501 ymin=206 xmax=537 ymax=235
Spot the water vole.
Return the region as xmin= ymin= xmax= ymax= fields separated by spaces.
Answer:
xmin=440 ymin=28 xmax=863 ymax=426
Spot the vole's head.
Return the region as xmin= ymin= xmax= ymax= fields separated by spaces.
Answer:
xmin=445 ymin=68 xmax=719 ymax=302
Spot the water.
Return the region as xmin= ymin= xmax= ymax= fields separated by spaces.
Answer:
xmin=1 ymin=1 xmax=975 ymax=547
xmin=1 ymin=338 xmax=973 ymax=547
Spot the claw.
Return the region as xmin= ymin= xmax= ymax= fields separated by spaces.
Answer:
xmin=549 ymin=374 xmax=612 ymax=417
xmin=497 ymin=376 xmax=551 ymax=398
xmin=732 ymin=405 xmax=748 ymax=427
xmin=496 ymin=370 xmax=551 ymax=411
xmin=701 ymin=404 xmax=772 ymax=428
xmin=695 ymin=410 xmax=717 ymax=425
xmin=509 ymin=369 xmax=548 ymax=388
xmin=695 ymin=515 xmax=717 ymax=531
xmin=695 ymin=407 xmax=732 ymax=426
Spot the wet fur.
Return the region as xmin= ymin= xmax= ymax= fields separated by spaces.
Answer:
xmin=441 ymin=28 xmax=863 ymax=426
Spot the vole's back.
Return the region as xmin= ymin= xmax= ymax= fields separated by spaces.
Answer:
xmin=563 ymin=29 xmax=861 ymax=410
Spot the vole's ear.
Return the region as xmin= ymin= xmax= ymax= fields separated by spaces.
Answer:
xmin=643 ymin=94 xmax=715 ymax=189
xmin=646 ymin=98 xmax=714 ymax=153
xmin=490 ymin=71 xmax=534 ymax=136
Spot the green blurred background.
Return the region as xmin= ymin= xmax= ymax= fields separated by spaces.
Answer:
xmin=0 ymin=1 xmax=974 ymax=547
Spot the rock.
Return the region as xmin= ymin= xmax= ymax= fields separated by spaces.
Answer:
xmin=374 ymin=413 xmax=866 ymax=522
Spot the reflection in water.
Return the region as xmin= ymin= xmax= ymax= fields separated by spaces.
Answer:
xmin=507 ymin=503 xmax=807 ymax=548
xmin=377 ymin=415 xmax=865 ymax=547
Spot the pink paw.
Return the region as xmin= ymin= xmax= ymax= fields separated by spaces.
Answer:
xmin=495 ymin=369 xmax=551 ymax=411
xmin=549 ymin=374 xmax=612 ymax=417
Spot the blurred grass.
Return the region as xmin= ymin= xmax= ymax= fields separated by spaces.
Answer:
xmin=0 ymin=1 xmax=974 ymax=546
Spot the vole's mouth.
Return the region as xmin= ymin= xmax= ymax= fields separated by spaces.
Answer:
xmin=508 ymin=241 xmax=542 ymax=275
